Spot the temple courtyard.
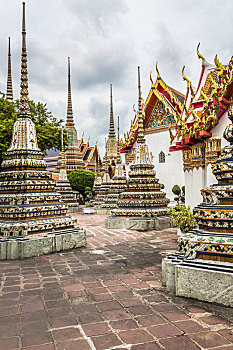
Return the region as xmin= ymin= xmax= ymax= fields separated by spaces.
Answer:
xmin=0 ymin=213 xmax=232 ymax=350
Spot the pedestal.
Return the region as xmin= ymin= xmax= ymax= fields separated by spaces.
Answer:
xmin=105 ymin=216 xmax=172 ymax=231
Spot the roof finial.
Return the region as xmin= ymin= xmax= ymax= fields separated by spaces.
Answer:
xmin=19 ymin=2 xmax=31 ymax=118
xmin=137 ymin=66 xmax=145 ymax=144
xmin=66 ymin=57 xmax=75 ymax=127
xmin=6 ymin=37 xmax=13 ymax=101
xmin=109 ymin=84 xmax=116 ymax=137
xmin=117 ymin=115 xmax=121 ymax=164
xmin=197 ymin=42 xmax=205 ymax=66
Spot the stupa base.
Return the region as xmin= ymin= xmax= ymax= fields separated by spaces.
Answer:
xmin=0 ymin=228 xmax=86 ymax=260
xmin=96 ymin=208 xmax=112 ymax=215
xmin=67 ymin=206 xmax=80 ymax=213
xmin=162 ymin=255 xmax=233 ymax=307
xmin=105 ymin=216 xmax=172 ymax=231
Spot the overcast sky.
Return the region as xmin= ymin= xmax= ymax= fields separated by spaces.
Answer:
xmin=0 ymin=0 xmax=233 ymax=156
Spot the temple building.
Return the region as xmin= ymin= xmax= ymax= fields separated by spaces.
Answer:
xmin=162 ymin=104 xmax=233 ymax=307
xmin=106 ymin=67 xmax=171 ymax=231
xmin=121 ymin=46 xmax=233 ymax=208
xmin=0 ymin=2 xmax=85 ymax=259
xmin=167 ymin=45 xmax=233 ymax=208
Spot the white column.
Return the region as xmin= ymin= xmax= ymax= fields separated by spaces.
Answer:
xmin=192 ymin=167 xmax=206 ymax=208
xmin=185 ymin=169 xmax=193 ymax=208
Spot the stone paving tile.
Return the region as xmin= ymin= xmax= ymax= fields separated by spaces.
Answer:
xmin=119 ymin=329 xmax=154 ymax=344
xmin=159 ymin=335 xmax=201 ymax=350
xmin=189 ymin=331 xmax=231 ymax=348
xmin=0 ymin=214 xmax=233 ymax=350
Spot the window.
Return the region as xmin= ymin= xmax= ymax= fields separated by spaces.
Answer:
xmin=159 ymin=151 xmax=165 ymax=163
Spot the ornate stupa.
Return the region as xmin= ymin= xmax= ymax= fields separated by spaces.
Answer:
xmin=162 ymin=102 xmax=233 ymax=307
xmin=102 ymin=84 xmax=118 ymax=179
xmin=6 ymin=37 xmax=13 ymax=101
xmin=55 ymin=130 xmax=79 ymax=211
xmin=0 ymin=3 xmax=85 ymax=260
xmin=100 ymin=116 xmax=127 ymax=213
xmin=106 ymin=67 xmax=171 ymax=231
xmin=57 ymin=57 xmax=84 ymax=173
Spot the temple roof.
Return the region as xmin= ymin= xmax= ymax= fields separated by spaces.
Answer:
xmin=120 ymin=66 xmax=185 ymax=153
xmin=169 ymin=45 xmax=233 ymax=151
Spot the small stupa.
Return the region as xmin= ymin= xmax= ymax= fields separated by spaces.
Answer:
xmin=55 ymin=130 xmax=79 ymax=211
xmin=100 ymin=116 xmax=127 ymax=213
xmin=0 ymin=3 xmax=86 ymax=260
xmin=106 ymin=67 xmax=171 ymax=231
xmin=162 ymin=102 xmax=233 ymax=307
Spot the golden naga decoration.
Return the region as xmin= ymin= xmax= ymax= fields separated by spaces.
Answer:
xmin=200 ymin=88 xmax=209 ymax=106
xmin=150 ymin=71 xmax=154 ymax=85
xmin=155 ymin=61 xmax=161 ymax=80
xmin=169 ymin=127 xmax=175 ymax=144
xmin=183 ymin=105 xmax=190 ymax=123
xmin=197 ymin=42 xmax=205 ymax=66
xmin=182 ymin=66 xmax=195 ymax=101
xmin=214 ymin=54 xmax=224 ymax=71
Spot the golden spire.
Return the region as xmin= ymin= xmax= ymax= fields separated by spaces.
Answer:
xmin=6 ymin=37 xmax=13 ymax=101
xmin=117 ymin=115 xmax=121 ymax=164
xmin=18 ymin=2 xmax=31 ymax=118
xmin=137 ymin=66 xmax=145 ymax=144
xmin=109 ymin=84 xmax=116 ymax=137
xmin=66 ymin=57 xmax=75 ymax=128
xmin=60 ymin=128 xmax=65 ymax=169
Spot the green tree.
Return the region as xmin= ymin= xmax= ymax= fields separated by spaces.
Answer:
xmin=0 ymin=94 xmax=68 ymax=165
xmin=172 ymin=185 xmax=185 ymax=205
xmin=68 ymin=170 xmax=95 ymax=198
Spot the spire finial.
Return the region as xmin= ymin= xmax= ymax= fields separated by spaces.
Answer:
xmin=137 ymin=66 xmax=145 ymax=144
xmin=66 ymin=57 xmax=75 ymax=127
xmin=109 ymin=84 xmax=116 ymax=137
xmin=117 ymin=115 xmax=121 ymax=164
xmin=19 ymin=2 xmax=31 ymax=118
xmin=6 ymin=37 xmax=13 ymax=101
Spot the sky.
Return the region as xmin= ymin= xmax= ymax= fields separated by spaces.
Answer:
xmin=0 ymin=0 xmax=233 ymax=156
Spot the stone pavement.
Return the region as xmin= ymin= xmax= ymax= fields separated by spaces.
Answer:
xmin=0 ymin=214 xmax=233 ymax=350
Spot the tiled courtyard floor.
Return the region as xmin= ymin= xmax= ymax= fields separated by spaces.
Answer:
xmin=0 ymin=214 xmax=233 ymax=350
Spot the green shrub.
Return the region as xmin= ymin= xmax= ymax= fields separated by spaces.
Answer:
xmin=167 ymin=205 xmax=197 ymax=233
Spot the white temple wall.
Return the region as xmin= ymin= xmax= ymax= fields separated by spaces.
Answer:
xmin=145 ymin=131 xmax=184 ymax=203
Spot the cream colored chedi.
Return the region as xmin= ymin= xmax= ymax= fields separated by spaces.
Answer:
xmin=0 ymin=3 xmax=85 ymax=259
xmin=106 ymin=67 xmax=171 ymax=231
xmin=162 ymin=104 xmax=233 ymax=307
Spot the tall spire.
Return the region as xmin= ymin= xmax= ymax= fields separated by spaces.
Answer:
xmin=117 ymin=115 xmax=121 ymax=164
xmin=137 ymin=66 xmax=145 ymax=144
xmin=6 ymin=37 xmax=13 ymax=101
xmin=66 ymin=57 xmax=75 ymax=127
xmin=109 ymin=84 xmax=116 ymax=137
xmin=19 ymin=2 xmax=30 ymax=118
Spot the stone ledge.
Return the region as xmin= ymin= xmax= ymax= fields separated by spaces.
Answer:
xmin=162 ymin=256 xmax=233 ymax=307
xmin=0 ymin=228 xmax=86 ymax=260
xmin=105 ymin=216 xmax=172 ymax=231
